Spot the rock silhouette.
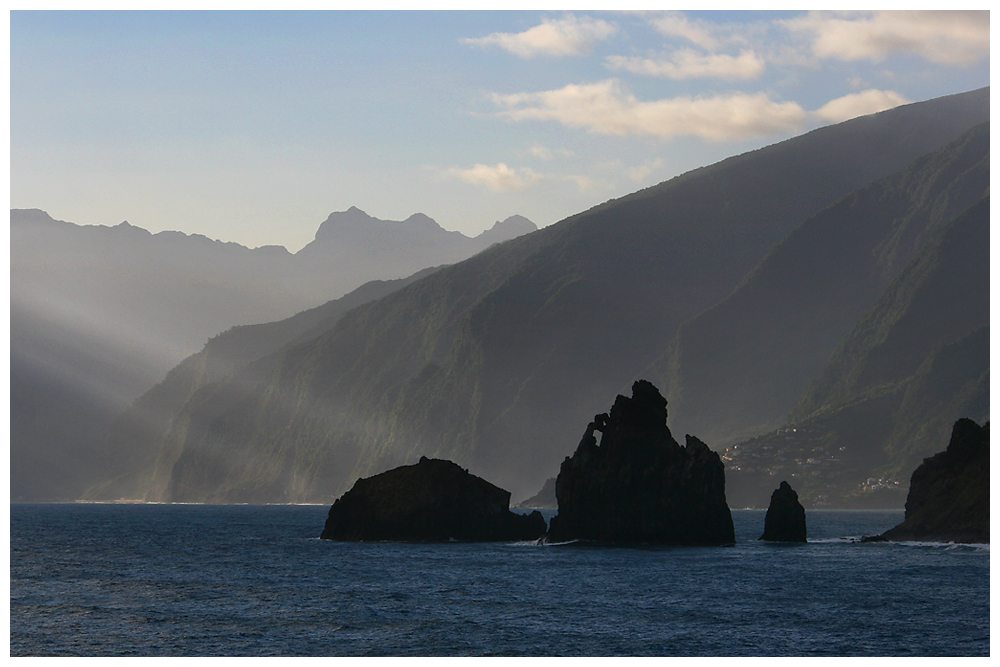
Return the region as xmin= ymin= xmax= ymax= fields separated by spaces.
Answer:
xmin=320 ymin=457 xmax=546 ymax=542
xmin=547 ymin=380 xmax=734 ymax=545
xmin=867 ymin=419 xmax=989 ymax=543
xmin=759 ymin=481 xmax=807 ymax=542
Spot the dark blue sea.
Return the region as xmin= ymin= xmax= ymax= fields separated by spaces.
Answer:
xmin=9 ymin=503 xmax=989 ymax=656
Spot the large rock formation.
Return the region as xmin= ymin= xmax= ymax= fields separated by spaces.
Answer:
xmin=320 ymin=457 xmax=546 ymax=542
xmin=759 ymin=481 xmax=807 ymax=542
xmin=869 ymin=419 xmax=989 ymax=543
xmin=546 ymin=380 xmax=735 ymax=545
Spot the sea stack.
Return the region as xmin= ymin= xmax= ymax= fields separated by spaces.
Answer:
xmin=320 ymin=457 xmax=546 ymax=542
xmin=759 ymin=481 xmax=807 ymax=542
xmin=546 ymin=380 xmax=735 ymax=545
xmin=869 ymin=419 xmax=989 ymax=543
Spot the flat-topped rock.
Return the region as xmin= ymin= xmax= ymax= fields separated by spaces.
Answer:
xmin=547 ymin=380 xmax=734 ymax=545
xmin=320 ymin=456 xmax=546 ymax=542
xmin=759 ymin=481 xmax=807 ymax=542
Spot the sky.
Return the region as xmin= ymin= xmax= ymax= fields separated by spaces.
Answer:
xmin=9 ymin=9 xmax=991 ymax=252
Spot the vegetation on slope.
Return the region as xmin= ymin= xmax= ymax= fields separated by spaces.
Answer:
xmin=143 ymin=89 xmax=989 ymax=504
xmin=649 ymin=121 xmax=988 ymax=447
xmin=724 ymin=198 xmax=989 ymax=508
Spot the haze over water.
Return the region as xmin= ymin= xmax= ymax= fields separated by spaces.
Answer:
xmin=9 ymin=12 xmax=990 ymax=657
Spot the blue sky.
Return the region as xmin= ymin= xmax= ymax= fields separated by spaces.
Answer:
xmin=9 ymin=10 xmax=991 ymax=251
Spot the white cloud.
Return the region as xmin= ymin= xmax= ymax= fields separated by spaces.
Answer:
xmin=606 ymin=49 xmax=765 ymax=81
xmin=784 ymin=10 xmax=989 ymax=65
xmin=647 ymin=11 xmax=722 ymax=50
xmin=813 ymin=89 xmax=909 ymax=123
xmin=527 ymin=143 xmax=573 ymax=161
xmin=491 ymin=80 xmax=807 ymax=141
xmin=628 ymin=158 xmax=664 ymax=183
xmin=448 ymin=161 xmax=599 ymax=194
xmin=461 ymin=15 xmax=618 ymax=58
xmin=449 ymin=163 xmax=541 ymax=192
xmin=529 ymin=144 xmax=553 ymax=160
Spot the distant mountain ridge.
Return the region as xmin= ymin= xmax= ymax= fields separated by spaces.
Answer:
xmin=11 ymin=208 xmax=536 ymax=501
xmin=106 ymin=88 xmax=990 ymax=506
xmin=298 ymin=207 xmax=538 ymax=288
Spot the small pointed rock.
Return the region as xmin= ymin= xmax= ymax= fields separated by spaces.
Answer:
xmin=759 ymin=480 xmax=807 ymax=542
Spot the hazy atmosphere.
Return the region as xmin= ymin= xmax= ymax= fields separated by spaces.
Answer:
xmin=11 ymin=10 xmax=989 ymax=249
xmin=10 ymin=9 xmax=990 ymax=658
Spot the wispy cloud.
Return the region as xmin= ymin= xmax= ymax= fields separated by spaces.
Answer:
xmin=784 ymin=10 xmax=989 ymax=65
xmin=527 ymin=143 xmax=573 ymax=161
xmin=446 ymin=161 xmax=601 ymax=195
xmin=814 ymin=89 xmax=909 ymax=123
xmin=461 ymin=15 xmax=618 ymax=58
xmin=647 ymin=11 xmax=724 ymax=50
xmin=628 ymin=158 xmax=664 ymax=183
xmin=491 ymin=80 xmax=807 ymax=141
xmin=448 ymin=163 xmax=541 ymax=192
xmin=561 ymin=174 xmax=600 ymax=193
xmin=606 ymin=49 xmax=765 ymax=81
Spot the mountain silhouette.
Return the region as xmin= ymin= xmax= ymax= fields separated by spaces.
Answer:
xmin=103 ymin=88 xmax=989 ymax=505
xmin=10 ymin=208 xmax=534 ymax=500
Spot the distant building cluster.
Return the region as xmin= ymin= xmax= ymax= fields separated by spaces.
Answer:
xmin=860 ymin=478 xmax=902 ymax=492
xmin=721 ymin=426 xmax=842 ymax=478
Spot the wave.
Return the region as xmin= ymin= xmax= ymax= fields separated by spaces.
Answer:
xmin=507 ymin=539 xmax=547 ymax=547
xmin=808 ymin=537 xmax=863 ymax=544
xmin=540 ymin=539 xmax=583 ymax=547
xmin=829 ymin=536 xmax=990 ymax=552
xmin=895 ymin=540 xmax=989 ymax=553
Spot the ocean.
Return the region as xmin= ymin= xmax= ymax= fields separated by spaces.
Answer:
xmin=9 ymin=503 xmax=989 ymax=656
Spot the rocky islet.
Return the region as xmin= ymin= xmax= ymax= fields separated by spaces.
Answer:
xmin=866 ymin=418 xmax=989 ymax=544
xmin=759 ymin=481 xmax=807 ymax=542
xmin=320 ymin=456 xmax=545 ymax=542
xmin=546 ymin=380 xmax=735 ymax=545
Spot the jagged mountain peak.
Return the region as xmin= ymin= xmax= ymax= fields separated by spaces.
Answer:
xmin=312 ymin=207 xmax=449 ymax=243
xmin=475 ymin=215 xmax=538 ymax=246
xmin=402 ymin=212 xmax=439 ymax=227
xmin=488 ymin=214 xmax=537 ymax=233
xmin=114 ymin=220 xmax=153 ymax=237
xmin=304 ymin=207 xmax=536 ymax=258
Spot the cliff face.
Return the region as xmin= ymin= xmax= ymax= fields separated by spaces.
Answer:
xmin=547 ymin=381 xmax=734 ymax=545
xmin=320 ymin=457 xmax=546 ymax=542
xmin=11 ymin=206 xmax=536 ymax=502
xmin=759 ymin=481 xmax=807 ymax=542
xmin=126 ymin=90 xmax=990 ymax=507
xmin=651 ymin=123 xmax=989 ymax=452
xmin=722 ymin=194 xmax=989 ymax=509
xmin=875 ymin=419 xmax=989 ymax=543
